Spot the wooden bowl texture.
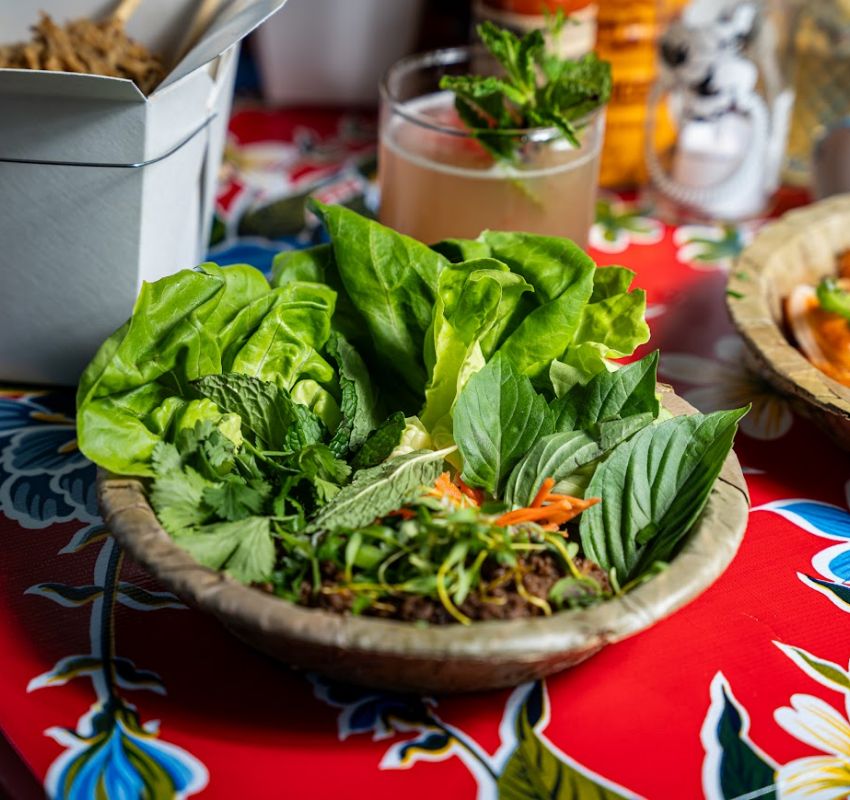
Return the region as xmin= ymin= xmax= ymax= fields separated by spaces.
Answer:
xmin=728 ymin=194 xmax=850 ymax=449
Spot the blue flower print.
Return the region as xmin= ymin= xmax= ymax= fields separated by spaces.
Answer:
xmin=0 ymin=392 xmax=97 ymax=528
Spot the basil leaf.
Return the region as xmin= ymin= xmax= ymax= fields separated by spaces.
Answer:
xmin=325 ymin=333 xmax=379 ymax=457
xmin=352 ymin=411 xmax=406 ymax=470
xmin=308 ymin=448 xmax=452 ymax=532
xmin=503 ymin=431 xmax=602 ymax=508
xmin=550 ymin=351 xmax=660 ymax=428
xmin=579 ymin=408 xmax=748 ymax=583
xmin=453 ymin=353 xmax=554 ymax=495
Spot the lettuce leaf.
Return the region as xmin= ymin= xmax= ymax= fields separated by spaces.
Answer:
xmin=308 ymin=200 xmax=446 ymax=397
xmin=420 ymin=259 xmax=532 ymax=449
xmin=77 ymin=265 xmax=339 ymax=476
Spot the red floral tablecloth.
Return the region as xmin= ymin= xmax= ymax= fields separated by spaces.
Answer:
xmin=2 ymin=107 xmax=848 ymax=800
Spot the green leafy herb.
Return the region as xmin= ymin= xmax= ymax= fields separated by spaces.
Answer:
xmin=325 ymin=333 xmax=380 ymax=457
xmin=176 ymin=517 xmax=275 ymax=584
xmin=192 ymin=372 xmax=322 ymax=452
xmin=202 ymin=475 xmax=271 ymax=522
xmin=503 ymin=431 xmax=601 ymax=508
xmin=453 ymin=353 xmax=554 ymax=495
xmin=550 ymin=351 xmax=660 ymax=428
xmin=579 ymin=408 xmax=748 ymax=583
xmin=309 ymin=448 xmax=453 ymax=532
xmin=352 ymin=411 xmax=407 ymax=470
xmin=150 ymin=465 xmax=214 ymax=534
xmin=439 ymin=21 xmax=612 ymax=161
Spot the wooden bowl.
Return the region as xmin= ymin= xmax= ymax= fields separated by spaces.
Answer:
xmin=727 ymin=194 xmax=850 ymax=449
xmin=98 ymin=388 xmax=748 ymax=693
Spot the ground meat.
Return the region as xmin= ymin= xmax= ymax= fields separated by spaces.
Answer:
xmin=288 ymin=552 xmax=612 ymax=625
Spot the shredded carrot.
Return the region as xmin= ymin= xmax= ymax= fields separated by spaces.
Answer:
xmin=427 ymin=472 xmax=466 ymax=506
xmin=386 ymin=508 xmax=416 ymax=520
xmin=530 ymin=477 xmax=556 ymax=508
xmin=495 ymin=475 xmax=601 ymax=529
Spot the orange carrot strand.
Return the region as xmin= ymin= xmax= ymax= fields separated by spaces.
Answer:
xmin=531 ymin=477 xmax=556 ymax=508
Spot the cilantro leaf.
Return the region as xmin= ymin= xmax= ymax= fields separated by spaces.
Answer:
xmin=152 ymin=441 xmax=182 ymax=475
xmin=150 ymin=466 xmax=215 ymax=534
xmin=176 ymin=517 xmax=275 ymax=584
xmin=202 ymin=475 xmax=272 ymax=521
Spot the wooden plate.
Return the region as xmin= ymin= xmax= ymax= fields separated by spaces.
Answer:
xmin=727 ymin=194 xmax=850 ymax=449
xmin=98 ymin=388 xmax=748 ymax=693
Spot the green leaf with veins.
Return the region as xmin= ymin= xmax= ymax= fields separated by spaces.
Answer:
xmin=150 ymin=467 xmax=214 ymax=534
xmin=453 ymin=353 xmax=554 ymax=495
xmin=176 ymin=517 xmax=275 ymax=584
xmin=308 ymin=448 xmax=452 ymax=532
xmin=352 ymin=411 xmax=406 ymax=470
xmin=325 ymin=332 xmax=380 ymax=457
xmin=202 ymin=475 xmax=271 ymax=521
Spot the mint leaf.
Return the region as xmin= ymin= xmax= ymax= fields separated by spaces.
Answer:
xmin=453 ymin=353 xmax=554 ymax=495
xmin=352 ymin=411 xmax=406 ymax=470
xmin=290 ymin=444 xmax=352 ymax=505
xmin=326 ymin=333 xmax=380 ymax=457
xmin=193 ymin=373 xmax=322 ymax=452
xmin=439 ymin=21 xmax=611 ymax=163
xmin=308 ymin=448 xmax=451 ymax=532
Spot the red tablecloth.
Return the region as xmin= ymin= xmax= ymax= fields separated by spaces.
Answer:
xmin=2 ymin=108 xmax=848 ymax=800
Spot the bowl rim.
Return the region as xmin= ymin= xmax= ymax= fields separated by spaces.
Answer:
xmin=97 ymin=387 xmax=749 ymax=664
xmin=727 ymin=193 xmax=850 ymax=419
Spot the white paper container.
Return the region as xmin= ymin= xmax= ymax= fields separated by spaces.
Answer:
xmin=0 ymin=0 xmax=287 ymax=386
xmin=254 ymin=0 xmax=425 ymax=106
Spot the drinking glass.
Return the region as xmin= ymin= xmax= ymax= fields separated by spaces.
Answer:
xmin=378 ymin=46 xmax=606 ymax=246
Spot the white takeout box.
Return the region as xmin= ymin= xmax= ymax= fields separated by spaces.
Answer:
xmin=0 ymin=0 xmax=287 ymax=386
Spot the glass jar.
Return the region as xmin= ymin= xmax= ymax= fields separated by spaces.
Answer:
xmin=378 ymin=46 xmax=607 ymax=245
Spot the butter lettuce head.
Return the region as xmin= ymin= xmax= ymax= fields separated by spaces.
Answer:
xmin=77 ymin=263 xmax=340 ymax=476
